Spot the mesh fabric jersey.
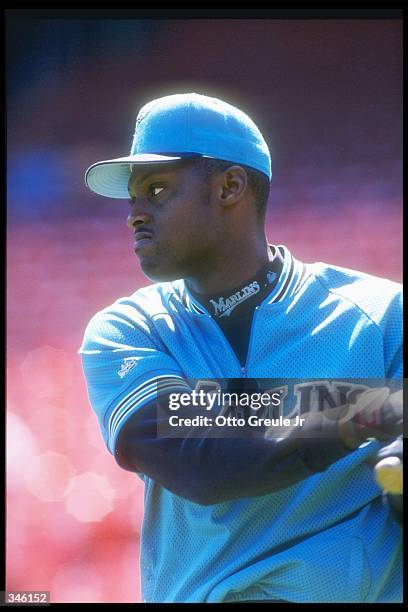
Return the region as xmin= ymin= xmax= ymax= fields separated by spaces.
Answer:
xmin=79 ymin=245 xmax=402 ymax=603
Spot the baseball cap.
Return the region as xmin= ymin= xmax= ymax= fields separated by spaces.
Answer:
xmin=85 ymin=92 xmax=271 ymax=199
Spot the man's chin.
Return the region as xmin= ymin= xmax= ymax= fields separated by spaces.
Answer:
xmin=138 ymin=257 xmax=181 ymax=283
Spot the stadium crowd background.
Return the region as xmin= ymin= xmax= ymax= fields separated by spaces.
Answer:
xmin=6 ymin=14 xmax=402 ymax=603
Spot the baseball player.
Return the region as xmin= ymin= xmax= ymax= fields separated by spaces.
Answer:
xmin=80 ymin=93 xmax=403 ymax=603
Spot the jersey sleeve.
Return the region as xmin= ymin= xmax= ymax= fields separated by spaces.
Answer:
xmin=312 ymin=264 xmax=403 ymax=379
xmin=381 ymin=290 xmax=402 ymax=379
xmin=78 ymin=306 xmax=191 ymax=455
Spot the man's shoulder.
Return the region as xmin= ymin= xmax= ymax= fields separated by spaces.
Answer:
xmin=79 ymin=280 xmax=183 ymax=352
xmin=93 ymin=279 xmax=182 ymax=320
xmin=122 ymin=279 xmax=183 ymax=314
xmin=308 ymin=260 xmax=402 ymax=323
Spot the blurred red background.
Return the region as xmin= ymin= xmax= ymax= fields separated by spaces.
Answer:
xmin=6 ymin=13 xmax=402 ymax=603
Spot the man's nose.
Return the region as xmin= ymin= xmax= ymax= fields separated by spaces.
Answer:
xmin=126 ymin=202 xmax=151 ymax=230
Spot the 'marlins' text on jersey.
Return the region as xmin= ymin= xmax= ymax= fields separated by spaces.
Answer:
xmin=210 ymin=281 xmax=260 ymax=317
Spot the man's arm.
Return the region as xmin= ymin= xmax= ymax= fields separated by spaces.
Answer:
xmin=80 ymin=307 xmax=402 ymax=506
xmin=114 ymin=385 xmax=402 ymax=505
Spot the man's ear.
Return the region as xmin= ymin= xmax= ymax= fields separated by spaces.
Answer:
xmin=218 ymin=165 xmax=248 ymax=207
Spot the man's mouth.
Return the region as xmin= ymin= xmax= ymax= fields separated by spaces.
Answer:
xmin=134 ymin=230 xmax=154 ymax=252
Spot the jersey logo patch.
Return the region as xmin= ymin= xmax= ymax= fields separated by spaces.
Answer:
xmin=210 ymin=281 xmax=260 ymax=317
xmin=117 ymin=357 xmax=138 ymax=378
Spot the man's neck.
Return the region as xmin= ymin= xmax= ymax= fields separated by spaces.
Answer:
xmin=187 ymin=245 xmax=284 ymax=319
xmin=185 ymin=241 xmax=272 ymax=296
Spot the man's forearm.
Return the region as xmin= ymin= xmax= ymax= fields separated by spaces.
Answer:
xmin=114 ymin=386 xmax=402 ymax=505
xmin=114 ymin=399 xmax=351 ymax=504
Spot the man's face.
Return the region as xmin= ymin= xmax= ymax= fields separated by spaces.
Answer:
xmin=127 ymin=159 xmax=221 ymax=282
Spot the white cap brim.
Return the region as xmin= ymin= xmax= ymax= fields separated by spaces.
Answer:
xmin=85 ymin=153 xmax=186 ymax=199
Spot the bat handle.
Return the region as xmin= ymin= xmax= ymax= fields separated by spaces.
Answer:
xmin=374 ymin=456 xmax=403 ymax=495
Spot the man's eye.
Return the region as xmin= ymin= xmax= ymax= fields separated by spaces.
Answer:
xmin=150 ymin=185 xmax=165 ymax=198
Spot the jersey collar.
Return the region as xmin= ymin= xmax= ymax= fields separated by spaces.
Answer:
xmin=176 ymin=245 xmax=306 ymax=316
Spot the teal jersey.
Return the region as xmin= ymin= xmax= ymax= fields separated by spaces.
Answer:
xmin=79 ymin=245 xmax=402 ymax=603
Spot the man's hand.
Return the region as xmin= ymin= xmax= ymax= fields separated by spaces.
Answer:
xmin=338 ymin=388 xmax=403 ymax=450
